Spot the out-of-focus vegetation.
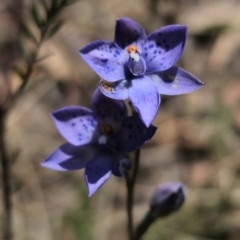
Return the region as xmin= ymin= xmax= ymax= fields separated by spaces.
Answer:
xmin=1 ymin=0 xmax=240 ymax=239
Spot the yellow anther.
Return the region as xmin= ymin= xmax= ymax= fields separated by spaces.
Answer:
xmin=100 ymin=124 xmax=113 ymax=135
xmin=127 ymin=45 xmax=138 ymax=54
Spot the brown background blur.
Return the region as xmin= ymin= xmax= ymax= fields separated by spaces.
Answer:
xmin=1 ymin=0 xmax=240 ymax=239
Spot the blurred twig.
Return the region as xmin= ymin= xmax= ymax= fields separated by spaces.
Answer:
xmin=0 ymin=109 xmax=12 ymax=240
xmin=0 ymin=1 xmax=79 ymax=239
xmin=14 ymin=0 xmax=79 ymax=101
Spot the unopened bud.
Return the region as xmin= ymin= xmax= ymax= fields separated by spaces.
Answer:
xmin=150 ymin=182 xmax=186 ymax=218
xmin=119 ymin=157 xmax=132 ymax=176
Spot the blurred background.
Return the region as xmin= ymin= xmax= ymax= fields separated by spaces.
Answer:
xmin=1 ymin=0 xmax=240 ymax=239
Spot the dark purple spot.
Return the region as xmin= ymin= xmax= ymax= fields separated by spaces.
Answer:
xmin=101 ymin=59 xmax=108 ymax=63
xmin=153 ymin=50 xmax=157 ymax=54
xmin=71 ymin=122 xmax=76 ymax=127
xmin=128 ymin=123 xmax=133 ymax=129
xmin=148 ymin=44 xmax=154 ymax=49
xmin=115 ymin=50 xmax=120 ymax=55
xmin=149 ymin=56 xmax=156 ymax=62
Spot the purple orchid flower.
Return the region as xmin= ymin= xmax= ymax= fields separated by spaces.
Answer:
xmin=79 ymin=18 xmax=204 ymax=127
xmin=41 ymin=88 xmax=156 ymax=196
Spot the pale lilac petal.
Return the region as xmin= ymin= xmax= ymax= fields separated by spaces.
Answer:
xmin=79 ymin=40 xmax=126 ymax=82
xmin=52 ymin=107 xmax=99 ymax=146
xmin=117 ymin=116 xmax=157 ymax=152
xmin=145 ymin=25 xmax=187 ymax=74
xmin=129 ymin=76 xmax=160 ymax=127
xmin=151 ymin=66 xmax=205 ymax=95
xmin=114 ymin=18 xmax=147 ymax=49
xmin=41 ymin=143 xmax=97 ymax=171
xmin=85 ymin=152 xmax=113 ymax=196
xmin=99 ymin=79 xmax=129 ymax=100
xmin=91 ymin=87 xmax=127 ymax=130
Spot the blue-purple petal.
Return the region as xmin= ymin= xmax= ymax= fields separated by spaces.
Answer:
xmin=99 ymin=79 xmax=129 ymax=100
xmin=151 ymin=66 xmax=205 ymax=95
xmin=114 ymin=18 xmax=147 ymax=49
xmin=129 ymin=76 xmax=160 ymax=127
xmin=41 ymin=143 xmax=97 ymax=171
xmin=117 ymin=116 xmax=157 ymax=152
xmin=91 ymin=87 xmax=127 ymax=130
xmin=145 ymin=25 xmax=187 ymax=74
xmin=52 ymin=107 xmax=99 ymax=146
xmin=85 ymin=151 xmax=113 ymax=196
xmin=79 ymin=40 xmax=126 ymax=82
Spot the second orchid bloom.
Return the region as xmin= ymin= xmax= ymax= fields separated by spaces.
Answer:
xmin=41 ymin=89 xmax=156 ymax=196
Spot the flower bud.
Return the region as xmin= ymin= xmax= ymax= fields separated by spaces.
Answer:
xmin=150 ymin=182 xmax=186 ymax=218
xmin=119 ymin=157 xmax=132 ymax=176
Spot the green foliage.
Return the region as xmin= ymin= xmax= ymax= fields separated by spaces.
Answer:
xmin=20 ymin=22 xmax=38 ymax=45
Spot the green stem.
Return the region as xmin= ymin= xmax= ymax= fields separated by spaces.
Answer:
xmin=125 ymin=172 xmax=134 ymax=240
xmin=135 ymin=211 xmax=156 ymax=240
xmin=125 ymin=148 xmax=141 ymax=240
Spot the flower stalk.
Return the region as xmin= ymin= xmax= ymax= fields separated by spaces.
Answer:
xmin=125 ymin=140 xmax=141 ymax=240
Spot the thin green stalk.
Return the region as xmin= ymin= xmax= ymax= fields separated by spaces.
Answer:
xmin=125 ymin=148 xmax=141 ymax=240
xmin=135 ymin=211 xmax=156 ymax=240
xmin=125 ymin=172 xmax=134 ymax=240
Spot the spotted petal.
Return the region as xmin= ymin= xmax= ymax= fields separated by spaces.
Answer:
xmin=52 ymin=107 xmax=99 ymax=146
xmin=117 ymin=116 xmax=157 ymax=152
xmin=114 ymin=17 xmax=147 ymax=49
xmin=79 ymin=40 xmax=126 ymax=82
xmin=41 ymin=143 xmax=97 ymax=171
xmin=91 ymin=87 xmax=127 ymax=131
xmin=145 ymin=25 xmax=187 ymax=74
xmin=129 ymin=76 xmax=160 ymax=127
xmin=151 ymin=66 xmax=205 ymax=95
xmin=85 ymin=151 xmax=113 ymax=197
xmin=99 ymin=79 xmax=129 ymax=100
